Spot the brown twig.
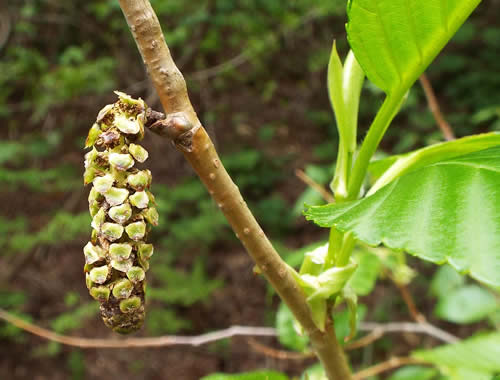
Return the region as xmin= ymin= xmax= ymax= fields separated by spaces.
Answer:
xmin=353 ymin=356 xmax=428 ymax=380
xmin=0 ymin=308 xmax=276 ymax=349
xmin=359 ymin=322 xmax=459 ymax=344
xmin=393 ymin=280 xmax=427 ymax=323
xmin=117 ymin=1 xmax=352 ymax=379
xmin=247 ymin=337 xmax=315 ymax=360
xmin=295 ymin=169 xmax=335 ymax=203
xmin=0 ymin=305 xmax=459 ymax=351
xmin=345 ymin=330 xmax=383 ymax=350
xmin=419 ymin=73 xmax=455 ymax=141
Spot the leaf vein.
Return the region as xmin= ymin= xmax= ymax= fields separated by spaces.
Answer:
xmin=372 ymin=0 xmax=403 ymax=85
xmin=406 ymin=0 xmax=424 ymax=64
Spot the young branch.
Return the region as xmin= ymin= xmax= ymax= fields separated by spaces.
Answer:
xmin=117 ymin=1 xmax=352 ymax=379
xmin=419 ymin=73 xmax=455 ymax=141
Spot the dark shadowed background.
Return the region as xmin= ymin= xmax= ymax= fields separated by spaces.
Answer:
xmin=0 ymin=0 xmax=499 ymax=379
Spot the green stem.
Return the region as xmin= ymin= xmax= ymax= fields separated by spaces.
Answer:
xmin=347 ymin=91 xmax=405 ymax=200
xmin=336 ymin=233 xmax=355 ymax=267
xmin=326 ymin=227 xmax=343 ymax=268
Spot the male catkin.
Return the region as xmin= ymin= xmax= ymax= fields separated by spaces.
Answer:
xmin=83 ymin=92 xmax=158 ymax=334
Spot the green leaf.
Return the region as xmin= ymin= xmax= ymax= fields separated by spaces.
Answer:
xmin=201 ymin=371 xmax=289 ymax=380
xmin=435 ymin=285 xmax=498 ymax=324
xmin=347 ymin=249 xmax=381 ymax=296
xmin=347 ymin=0 xmax=481 ymax=94
xmin=387 ymin=366 xmax=438 ymax=380
xmin=430 ymin=266 xmax=465 ymax=300
xmin=276 ymin=303 xmax=309 ymax=352
xmin=413 ymin=332 xmax=500 ymax=375
xmin=443 ymin=368 xmax=493 ymax=380
xmin=305 ymin=146 xmax=500 ymax=287
xmin=301 ymin=364 xmax=327 ymax=380
xmin=368 ymin=133 xmax=500 ymax=195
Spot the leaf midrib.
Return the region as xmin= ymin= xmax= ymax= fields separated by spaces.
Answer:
xmin=429 ymin=161 xmax=500 ymax=173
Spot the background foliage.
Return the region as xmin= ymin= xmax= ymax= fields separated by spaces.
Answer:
xmin=0 ymin=0 xmax=498 ymax=379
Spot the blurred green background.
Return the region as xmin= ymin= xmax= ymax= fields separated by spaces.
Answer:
xmin=0 ymin=0 xmax=499 ymax=379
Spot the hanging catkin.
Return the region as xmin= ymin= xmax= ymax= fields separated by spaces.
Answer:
xmin=83 ymin=91 xmax=158 ymax=334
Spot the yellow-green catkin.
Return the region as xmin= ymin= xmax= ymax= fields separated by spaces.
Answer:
xmin=83 ymin=91 xmax=158 ymax=334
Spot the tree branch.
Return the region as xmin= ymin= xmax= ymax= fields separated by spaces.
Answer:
xmin=117 ymin=1 xmax=352 ymax=379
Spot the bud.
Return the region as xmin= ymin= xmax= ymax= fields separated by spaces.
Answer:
xmin=108 ymin=203 xmax=132 ymax=224
xmin=112 ymin=279 xmax=134 ymax=299
xmin=109 ymin=243 xmax=132 ymax=261
xmin=125 ymin=221 xmax=146 ymax=241
xmin=83 ymin=242 xmax=105 ymax=265
xmin=129 ymin=191 xmax=149 ymax=209
xmin=127 ymin=266 xmax=145 ymax=283
xmin=129 ymin=144 xmax=149 ymax=163
xmin=138 ymin=243 xmax=154 ymax=260
xmin=142 ymin=207 xmax=159 ymax=226
xmin=104 ymin=187 xmax=129 ymax=207
xmin=93 ymin=174 xmax=114 ymax=194
xmin=90 ymin=286 xmax=111 ymax=301
xmin=120 ymin=296 xmax=141 ymax=313
xmin=83 ymin=92 xmax=157 ymax=334
xmin=127 ymin=170 xmax=152 ymax=191
xmin=101 ymin=222 xmax=124 ymax=241
xmin=89 ymin=266 xmax=109 ymax=284
xmin=109 ymin=153 xmax=135 ymax=171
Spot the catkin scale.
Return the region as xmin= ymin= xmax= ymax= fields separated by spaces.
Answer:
xmin=83 ymin=92 xmax=157 ymax=334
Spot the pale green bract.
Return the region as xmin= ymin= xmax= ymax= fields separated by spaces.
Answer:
xmin=306 ymin=146 xmax=500 ymax=288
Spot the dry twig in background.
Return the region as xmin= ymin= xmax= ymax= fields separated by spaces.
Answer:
xmin=295 ymin=169 xmax=335 ymax=203
xmin=353 ymin=356 xmax=428 ymax=380
xmin=0 ymin=308 xmax=276 ymax=349
xmin=419 ymin=73 xmax=456 ymax=141
xmin=0 ymin=307 xmax=458 ymax=350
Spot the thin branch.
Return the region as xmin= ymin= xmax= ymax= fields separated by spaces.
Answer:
xmin=353 ymin=356 xmax=428 ymax=380
xmin=419 ymin=73 xmax=455 ymax=141
xmin=359 ymin=321 xmax=459 ymax=344
xmin=0 ymin=308 xmax=276 ymax=349
xmin=345 ymin=330 xmax=383 ymax=350
xmin=0 ymin=305 xmax=459 ymax=352
xmin=117 ymin=2 xmax=352 ymax=379
xmin=390 ymin=275 xmax=426 ymax=323
xmin=295 ymin=169 xmax=335 ymax=203
xmin=247 ymin=337 xmax=315 ymax=360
